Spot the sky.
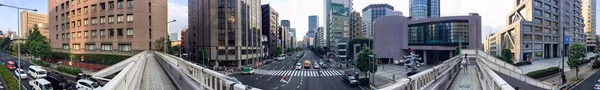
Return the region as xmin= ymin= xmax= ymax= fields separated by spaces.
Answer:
xmin=0 ymin=0 xmax=598 ymax=41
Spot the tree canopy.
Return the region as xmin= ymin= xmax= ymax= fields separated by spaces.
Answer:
xmin=567 ymin=44 xmax=586 ymax=80
xmin=356 ymin=44 xmax=377 ymax=74
xmin=26 ymin=25 xmax=51 ymax=59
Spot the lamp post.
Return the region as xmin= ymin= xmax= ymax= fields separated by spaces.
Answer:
xmin=165 ymin=20 xmax=176 ymax=53
xmin=561 ymin=26 xmax=579 ymax=85
xmin=0 ymin=3 xmax=37 ymax=90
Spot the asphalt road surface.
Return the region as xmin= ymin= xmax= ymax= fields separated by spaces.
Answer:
xmin=0 ymin=52 xmax=77 ymax=90
xmin=570 ymin=69 xmax=600 ymax=90
xmin=230 ymin=50 xmax=360 ymax=90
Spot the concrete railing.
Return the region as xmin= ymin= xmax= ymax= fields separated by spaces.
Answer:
xmin=100 ymin=51 xmax=148 ymax=90
xmin=93 ymin=51 xmax=148 ymax=79
xmin=155 ymin=52 xmax=261 ymax=90
xmin=475 ymin=57 xmax=515 ymax=90
xmin=380 ymin=53 xmax=462 ymax=90
xmin=463 ymin=49 xmax=554 ymax=90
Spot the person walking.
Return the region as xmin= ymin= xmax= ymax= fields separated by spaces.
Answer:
xmin=463 ymin=54 xmax=468 ymax=73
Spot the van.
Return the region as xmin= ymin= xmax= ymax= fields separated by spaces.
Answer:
xmin=29 ymin=79 xmax=53 ymax=90
xmin=28 ymin=66 xmax=48 ymax=79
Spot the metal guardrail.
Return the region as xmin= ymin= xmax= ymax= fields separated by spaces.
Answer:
xmin=380 ymin=53 xmax=462 ymax=90
xmin=463 ymin=49 xmax=555 ymax=90
xmin=475 ymin=57 xmax=515 ymax=90
xmin=100 ymin=51 xmax=148 ymax=90
xmin=155 ymin=52 xmax=261 ymax=90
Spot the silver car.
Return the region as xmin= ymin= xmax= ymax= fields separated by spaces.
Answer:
xmin=595 ymin=79 xmax=600 ymax=90
xmin=295 ymin=63 xmax=302 ymax=70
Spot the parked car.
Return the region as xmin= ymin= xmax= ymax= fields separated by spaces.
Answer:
xmin=76 ymin=79 xmax=101 ymax=90
xmin=14 ymin=68 xmax=27 ymax=79
xmin=6 ymin=61 xmax=16 ymax=70
xmin=313 ymin=63 xmax=320 ymax=69
xmin=44 ymin=75 xmax=72 ymax=90
xmin=595 ymin=79 xmax=600 ymax=90
xmin=295 ymin=63 xmax=302 ymax=70
xmin=28 ymin=66 xmax=47 ymax=79
xmin=30 ymin=79 xmax=53 ymax=90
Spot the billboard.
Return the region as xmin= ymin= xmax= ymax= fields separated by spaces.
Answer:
xmin=331 ymin=3 xmax=348 ymax=16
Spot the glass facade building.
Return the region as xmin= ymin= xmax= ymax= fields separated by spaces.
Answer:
xmin=408 ymin=21 xmax=469 ymax=46
xmin=409 ymin=0 xmax=440 ymax=19
xmin=361 ymin=4 xmax=396 ymax=38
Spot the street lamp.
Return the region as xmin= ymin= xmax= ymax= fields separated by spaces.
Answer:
xmin=165 ymin=20 xmax=176 ymax=53
xmin=0 ymin=3 xmax=37 ymax=90
xmin=561 ymin=26 xmax=580 ymax=85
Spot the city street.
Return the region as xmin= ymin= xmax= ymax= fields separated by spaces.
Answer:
xmin=570 ymin=69 xmax=600 ymax=89
xmin=0 ymin=52 xmax=78 ymax=90
xmin=230 ymin=50 xmax=360 ymax=90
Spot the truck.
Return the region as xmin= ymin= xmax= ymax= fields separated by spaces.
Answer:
xmin=242 ymin=67 xmax=254 ymax=75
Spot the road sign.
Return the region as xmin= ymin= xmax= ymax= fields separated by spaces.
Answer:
xmin=564 ymin=35 xmax=570 ymax=44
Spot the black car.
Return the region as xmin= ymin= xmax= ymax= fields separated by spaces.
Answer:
xmin=44 ymin=74 xmax=72 ymax=90
xmin=343 ymin=75 xmax=358 ymax=86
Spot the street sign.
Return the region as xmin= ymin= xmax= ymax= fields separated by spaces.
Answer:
xmin=564 ymin=35 xmax=570 ymax=44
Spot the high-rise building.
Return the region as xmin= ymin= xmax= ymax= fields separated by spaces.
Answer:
xmin=409 ymin=0 xmax=440 ymax=19
xmin=170 ymin=33 xmax=179 ymax=41
xmin=315 ymin=27 xmax=325 ymax=47
xmin=308 ymin=15 xmax=318 ymax=37
xmin=281 ymin=20 xmax=290 ymax=28
xmin=583 ymin=0 xmax=596 ymax=52
xmin=49 ymin=0 xmax=168 ymax=56
xmin=350 ymin=11 xmax=361 ymax=39
xmin=290 ymin=28 xmax=296 ymax=48
xmin=181 ymin=26 xmax=188 ymax=58
xmin=373 ymin=14 xmax=481 ymax=65
xmin=261 ymin=4 xmax=279 ymax=59
xmin=324 ymin=0 xmax=352 ymax=60
xmin=188 ymin=0 xmax=262 ymax=67
xmin=278 ymin=26 xmax=288 ymax=49
xmin=361 ymin=4 xmax=396 ymax=38
xmin=21 ymin=11 xmax=49 ymax=39
xmin=487 ymin=0 xmax=585 ymax=62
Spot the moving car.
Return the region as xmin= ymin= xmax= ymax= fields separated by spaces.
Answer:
xmin=343 ymin=70 xmax=358 ymax=86
xmin=229 ymin=77 xmax=242 ymax=84
xmin=295 ymin=63 xmax=302 ymax=70
xmin=45 ymin=75 xmax=72 ymax=90
xmin=14 ymin=68 xmax=27 ymax=79
xmin=313 ymin=63 xmax=320 ymax=69
xmin=242 ymin=67 xmax=254 ymax=75
xmin=30 ymin=79 xmax=53 ymax=90
xmin=276 ymin=54 xmax=286 ymax=61
xmin=6 ymin=61 xmax=16 ymax=70
xmin=76 ymin=79 xmax=101 ymax=90
xmin=303 ymin=60 xmax=311 ymax=69
xmin=595 ymin=79 xmax=600 ymax=90
xmin=319 ymin=62 xmax=328 ymax=69
xmin=28 ymin=66 xmax=47 ymax=79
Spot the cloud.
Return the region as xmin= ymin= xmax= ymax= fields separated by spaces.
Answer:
xmin=168 ymin=1 xmax=188 ymax=34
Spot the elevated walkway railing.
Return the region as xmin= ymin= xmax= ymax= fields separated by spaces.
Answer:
xmin=100 ymin=51 xmax=149 ymax=90
xmin=463 ymin=49 xmax=555 ymax=89
xmin=93 ymin=51 xmax=148 ymax=79
xmin=155 ymin=51 xmax=261 ymax=90
xmin=475 ymin=56 xmax=515 ymax=90
xmin=380 ymin=53 xmax=462 ymax=90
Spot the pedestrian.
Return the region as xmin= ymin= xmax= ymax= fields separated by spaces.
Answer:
xmin=463 ymin=54 xmax=468 ymax=73
xmin=346 ymin=63 xmax=349 ymax=69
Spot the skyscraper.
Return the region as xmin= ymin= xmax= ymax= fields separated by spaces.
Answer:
xmin=409 ymin=0 xmax=440 ymax=19
xmin=21 ymin=11 xmax=49 ymax=39
xmin=350 ymin=11 xmax=361 ymax=39
xmin=361 ymin=4 xmax=395 ymax=38
xmin=188 ymin=0 xmax=262 ymax=67
xmin=281 ymin=20 xmax=290 ymax=28
xmin=308 ymin=15 xmax=318 ymax=37
xmin=324 ymin=0 xmax=352 ymax=60
xmin=261 ymin=4 xmax=279 ymax=59
xmin=170 ymin=33 xmax=179 ymax=41
xmin=487 ymin=0 xmax=585 ymax=62
xmin=583 ymin=0 xmax=596 ymax=52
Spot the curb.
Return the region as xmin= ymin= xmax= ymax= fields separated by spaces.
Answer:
xmin=568 ymin=68 xmax=599 ymax=89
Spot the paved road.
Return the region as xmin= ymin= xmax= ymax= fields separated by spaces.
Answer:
xmin=231 ymin=50 xmax=360 ymax=90
xmin=0 ymin=52 xmax=79 ymax=90
xmin=570 ymin=69 xmax=600 ymax=90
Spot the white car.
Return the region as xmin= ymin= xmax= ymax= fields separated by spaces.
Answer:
xmin=76 ymin=79 xmax=101 ymax=90
xmin=295 ymin=63 xmax=302 ymax=70
xmin=29 ymin=79 xmax=53 ymax=90
xmin=14 ymin=68 xmax=27 ymax=79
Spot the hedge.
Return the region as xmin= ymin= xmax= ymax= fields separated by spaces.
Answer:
xmin=0 ymin=63 xmax=22 ymax=90
xmin=57 ymin=66 xmax=82 ymax=75
xmin=514 ymin=61 xmax=532 ymax=66
xmin=52 ymin=52 xmax=130 ymax=65
xmin=526 ymin=67 xmax=560 ymax=79
xmin=31 ymin=60 xmax=50 ymax=67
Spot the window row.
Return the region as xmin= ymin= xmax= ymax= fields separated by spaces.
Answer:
xmin=57 ymin=28 xmax=134 ymax=39
xmin=521 ymin=25 xmax=559 ymax=34
xmin=62 ymin=44 xmax=131 ymax=51
xmin=57 ymin=0 xmax=134 ymax=12
xmin=58 ymin=14 xmax=134 ymax=29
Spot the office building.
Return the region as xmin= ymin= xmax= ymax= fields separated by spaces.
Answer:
xmin=324 ymin=0 xmax=352 ymax=60
xmin=350 ymin=11 xmax=361 ymax=39
xmin=409 ymin=0 xmax=440 ymax=19
xmin=361 ymin=4 xmax=396 ymax=38
xmin=21 ymin=11 xmax=49 ymax=39
xmin=261 ymin=4 xmax=279 ymax=59
xmin=315 ymin=27 xmax=325 ymax=47
xmin=49 ymin=0 xmax=168 ymax=56
xmin=487 ymin=0 xmax=585 ymax=62
xmin=188 ymin=0 xmax=262 ymax=67
xmin=583 ymin=0 xmax=596 ymax=52
xmin=181 ymin=26 xmax=188 ymax=58
xmin=308 ymin=15 xmax=318 ymax=37
xmin=281 ymin=20 xmax=290 ymax=28
xmin=373 ymin=14 xmax=481 ymax=65
xmin=170 ymin=33 xmax=179 ymax=41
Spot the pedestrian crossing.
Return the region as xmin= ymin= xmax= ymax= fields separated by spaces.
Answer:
xmin=254 ymin=70 xmax=343 ymax=77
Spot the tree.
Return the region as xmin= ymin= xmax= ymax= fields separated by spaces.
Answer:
xmin=346 ymin=38 xmax=373 ymax=59
xmin=596 ymin=41 xmax=600 ymax=57
xmin=26 ymin=25 xmax=51 ymax=60
xmin=154 ymin=37 xmax=169 ymax=52
xmin=567 ymin=44 xmax=586 ymax=80
xmin=166 ymin=37 xmax=173 ymax=54
xmin=356 ymin=44 xmax=377 ymax=79
xmin=501 ymin=49 xmax=514 ymax=63
xmin=275 ymin=46 xmax=283 ymax=56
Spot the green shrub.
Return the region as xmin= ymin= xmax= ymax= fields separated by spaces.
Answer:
xmin=57 ymin=66 xmax=83 ymax=75
xmin=592 ymin=60 xmax=600 ymax=68
xmin=31 ymin=60 xmax=50 ymax=67
xmin=514 ymin=61 xmax=532 ymax=66
xmin=52 ymin=52 xmax=130 ymax=65
xmin=0 ymin=63 xmax=23 ymax=90
xmin=526 ymin=67 xmax=560 ymax=79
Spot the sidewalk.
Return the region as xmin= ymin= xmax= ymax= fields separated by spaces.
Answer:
xmin=542 ymin=62 xmax=597 ymax=87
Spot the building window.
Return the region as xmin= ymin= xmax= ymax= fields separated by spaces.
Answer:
xmin=73 ymin=44 xmax=80 ymax=50
xmin=534 ymin=26 xmax=542 ymax=33
xmin=543 ymin=20 xmax=550 ymax=26
xmin=534 ymin=35 xmax=542 ymax=41
xmin=117 ymin=0 xmax=124 ymax=8
xmin=100 ymin=30 xmax=106 ymax=36
xmin=84 ymin=19 xmax=88 ymax=25
xmin=72 ymin=32 xmax=75 ymax=38
xmin=126 ymin=28 xmax=133 ymax=35
xmin=127 ymin=0 xmax=134 ymax=8
xmin=84 ymin=31 xmax=88 ymax=37
xmin=91 ymin=4 xmax=97 ymax=11
xmin=61 ymin=34 xmax=64 ymax=39
xmin=86 ymin=44 xmax=95 ymax=50
xmin=101 ymin=44 xmax=112 ymax=51
xmin=534 ymin=18 xmax=542 ymax=24
xmin=62 ymin=44 xmax=69 ymax=50
xmin=100 ymin=3 xmax=106 ymax=10
xmin=117 ymin=29 xmax=123 ymax=36
xmin=109 ymin=29 xmax=115 ymax=36
xmin=522 ymin=25 xmax=532 ymax=32
xmin=534 ymin=0 xmax=541 ymax=7
xmin=77 ymin=20 xmax=81 ymax=27
xmin=544 ymin=28 xmax=550 ymax=33
xmin=78 ymin=32 xmax=81 ymax=37
xmin=126 ymin=14 xmax=133 ymax=22
xmin=66 ymin=12 xmax=69 ymax=17
xmin=100 ymin=16 xmax=106 ymax=24
xmin=119 ymin=44 xmax=131 ymax=51
xmin=66 ymin=33 xmax=70 ymax=38
xmin=108 ymin=1 xmax=115 ymax=9
xmin=552 ymin=22 xmax=558 ymax=28
xmin=117 ymin=15 xmax=124 ymax=22
xmin=77 ymin=8 xmax=81 ymax=15
xmin=108 ymin=15 xmax=114 ymax=23
xmin=91 ymin=17 xmax=97 ymax=24
xmin=534 ymin=9 xmax=541 ymax=16
xmin=84 ymin=6 xmax=88 ymax=13
xmin=543 ymin=12 xmax=550 ymax=18
xmin=543 ymin=4 xmax=550 ymax=10
xmin=91 ymin=30 xmax=97 ymax=36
